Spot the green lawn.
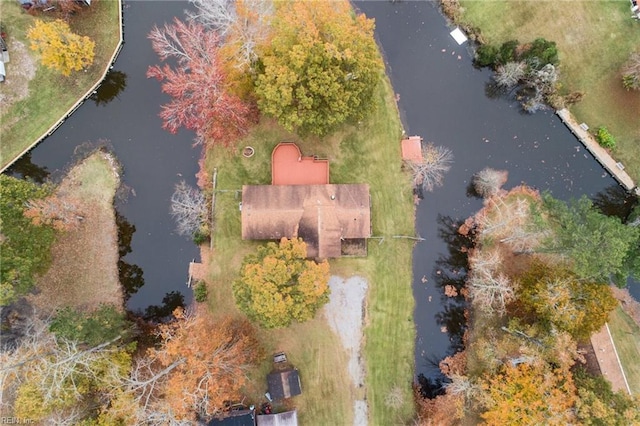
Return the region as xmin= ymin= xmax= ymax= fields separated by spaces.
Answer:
xmin=608 ymin=306 xmax=640 ymax=395
xmin=0 ymin=0 xmax=121 ymax=169
xmin=458 ymin=0 xmax=640 ymax=182
xmin=203 ymin=75 xmax=416 ymax=425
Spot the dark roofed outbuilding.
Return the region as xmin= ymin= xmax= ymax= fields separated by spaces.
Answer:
xmin=267 ymin=369 xmax=302 ymax=401
xmin=207 ymin=409 xmax=255 ymax=426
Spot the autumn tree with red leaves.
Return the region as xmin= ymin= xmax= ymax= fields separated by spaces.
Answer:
xmin=147 ymin=19 xmax=257 ymax=146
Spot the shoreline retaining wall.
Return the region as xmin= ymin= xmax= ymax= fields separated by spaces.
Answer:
xmin=0 ymin=0 xmax=124 ymax=173
xmin=556 ymin=108 xmax=639 ymax=196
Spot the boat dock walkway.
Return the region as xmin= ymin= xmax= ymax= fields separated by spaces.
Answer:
xmin=556 ymin=108 xmax=638 ymax=195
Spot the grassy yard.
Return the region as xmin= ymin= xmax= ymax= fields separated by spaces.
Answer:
xmin=30 ymin=151 xmax=122 ymax=313
xmin=608 ymin=306 xmax=640 ymax=395
xmin=203 ymin=76 xmax=416 ymax=425
xmin=0 ymin=0 xmax=121 ymax=170
xmin=458 ymin=0 xmax=640 ymax=182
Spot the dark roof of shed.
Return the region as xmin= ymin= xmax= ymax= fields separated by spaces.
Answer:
xmin=241 ymin=184 xmax=370 ymax=258
xmin=267 ymin=369 xmax=302 ymax=401
xmin=208 ymin=410 xmax=255 ymax=426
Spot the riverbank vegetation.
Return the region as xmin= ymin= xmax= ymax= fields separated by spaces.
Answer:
xmin=27 ymin=151 xmax=123 ymax=312
xmin=0 ymin=148 xmax=267 ymax=422
xmin=0 ymin=151 xmax=129 ymax=422
xmin=415 ymin=181 xmax=640 ymax=424
xmin=0 ymin=0 xmax=121 ymax=170
xmin=452 ymin=0 xmax=640 ymax=181
xmin=0 ymin=175 xmax=55 ymax=305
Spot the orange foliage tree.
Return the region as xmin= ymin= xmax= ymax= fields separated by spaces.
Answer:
xmin=233 ymin=237 xmax=330 ymax=328
xmin=24 ymin=192 xmax=83 ymax=231
xmin=148 ymin=308 xmax=262 ymax=420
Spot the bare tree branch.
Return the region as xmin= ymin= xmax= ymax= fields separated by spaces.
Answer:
xmin=187 ymin=0 xmax=273 ymax=69
xmin=473 ymin=167 xmax=508 ymax=198
xmin=170 ymin=181 xmax=207 ymax=237
xmin=494 ymin=61 xmax=526 ymax=88
xmin=466 ymin=248 xmax=516 ymax=316
xmin=186 ymin=0 xmax=236 ymax=37
xmin=406 ymin=143 xmax=453 ymax=192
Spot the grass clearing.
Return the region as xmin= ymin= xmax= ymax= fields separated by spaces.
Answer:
xmin=203 ymin=76 xmax=416 ymax=424
xmin=29 ymin=151 xmax=122 ymax=313
xmin=0 ymin=0 xmax=121 ymax=169
xmin=608 ymin=306 xmax=640 ymax=395
xmin=458 ymin=0 xmax=640 ymax=181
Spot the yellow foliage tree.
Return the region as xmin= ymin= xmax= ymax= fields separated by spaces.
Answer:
xmin=479 ymin=362 xmax=576 ymax=425
xmin=254 ymin=0 xmax=383 ymax=136
xmin=233 ymin=237 xmax=331 ymax=328
xmin=28 ymin=19 xmax=95 ymax=76
xmin=517 ymin=262 xmax=618 ymax=340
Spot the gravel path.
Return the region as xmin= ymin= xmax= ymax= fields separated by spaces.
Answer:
xmin=323 ymin=275 xmax=368 ymax=426
xmin=0 ymin=37 xmax=36 ymax=117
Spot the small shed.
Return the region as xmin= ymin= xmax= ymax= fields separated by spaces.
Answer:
xmin=267 ymin=369 xmax=302 ymax=401
xmin=256 ymin=410 xmax=298 ymax=426
xmin=208 ymin=409 xmax=256 ymax=426
xmin=401 ymin=136 xmax=423 ymax=163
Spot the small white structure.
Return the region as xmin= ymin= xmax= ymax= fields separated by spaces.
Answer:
xmin=257 ymin=410 xmax=298 ymax=426
xmin=450 ymin=27 xmax=468 ymax=45
xmin=0 ymin=36 xmax=8 ymax=63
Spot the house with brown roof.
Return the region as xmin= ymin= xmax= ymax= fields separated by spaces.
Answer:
xmin=241 ymin=143 xmax=371 ymax=259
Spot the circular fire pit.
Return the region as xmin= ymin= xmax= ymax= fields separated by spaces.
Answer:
xmin=243 ymin=146 xmax=255 ymax=158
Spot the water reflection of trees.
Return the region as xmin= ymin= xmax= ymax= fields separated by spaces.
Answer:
xmin=142 ymin=291 xmax=185 ymax=322
xmin=90 ymin=70 xmax=127 ymax=106
xmin=591 ymin=184 xmax=638 ymax=222
xmin=418 ymin=215 xmax=475 ymax=397
xmin=116 ymin=211 xmax=144 ymax=302
xmin=5 ymin=152 xmax=50 ymax=184
xmin=433 ymin=214 xmax=474 ymax=354
xmin=416 ymin=373 xmax=447 ymax=399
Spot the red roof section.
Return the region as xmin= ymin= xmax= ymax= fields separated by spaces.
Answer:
xmin=272 ymin=143 xmax=329 ymax=185
xmin=401 ymin=136 xmax=423 ymax=163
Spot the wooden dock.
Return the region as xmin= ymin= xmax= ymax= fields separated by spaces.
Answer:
xmin=556 ymin=109 xmax=638 ymax=195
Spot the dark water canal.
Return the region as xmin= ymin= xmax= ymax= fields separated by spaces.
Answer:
xmin=356 ymin=0 xmax=636 ymax=386
xmin=9 ymin=1 xmax=200 ymax=314
xmin=8 ymin=0 xmax=637 ymax=387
